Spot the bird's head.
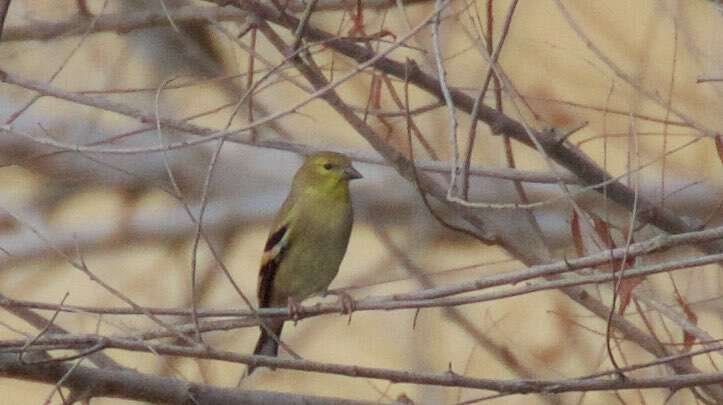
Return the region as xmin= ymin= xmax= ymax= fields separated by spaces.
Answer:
xmin=293 ymin=151 xmax=362 ymax=196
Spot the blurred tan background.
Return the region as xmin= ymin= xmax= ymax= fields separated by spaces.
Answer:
xmin=0 ymin=0 xmax=721 ymax=404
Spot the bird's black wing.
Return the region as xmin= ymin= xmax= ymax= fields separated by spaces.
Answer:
xmin=257 ymin=224 xmax=289 ymax=308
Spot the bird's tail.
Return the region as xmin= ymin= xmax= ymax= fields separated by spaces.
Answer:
xmin=247 ymin=320 xmax=284 ymax=375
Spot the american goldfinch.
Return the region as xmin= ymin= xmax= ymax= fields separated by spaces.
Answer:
xmin=248 ymin=151 xmax=362 ymax=374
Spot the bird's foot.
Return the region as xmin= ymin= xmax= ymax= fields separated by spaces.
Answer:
xmin=287 ymin=296 xmax=303 ymax=326
xmin=324 ymin=289 xmax=356 ymax=324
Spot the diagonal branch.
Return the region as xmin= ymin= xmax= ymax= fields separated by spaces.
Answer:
xmin=226 ymin=0 xmax=723 ymax=255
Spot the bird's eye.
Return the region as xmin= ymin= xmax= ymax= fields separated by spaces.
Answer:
xmin=323 ymin=163 xmax=333 ymax=170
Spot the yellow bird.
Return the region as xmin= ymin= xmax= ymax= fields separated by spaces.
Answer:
xmin=249 ymin=151 xmax=362 ymax=374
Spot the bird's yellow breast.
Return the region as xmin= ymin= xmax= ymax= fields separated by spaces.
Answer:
xmin=268 ymin=189 xmax=353 ymax=306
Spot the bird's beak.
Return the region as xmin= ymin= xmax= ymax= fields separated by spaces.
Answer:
xmin=344 ymin=166 xmax=363 ymax=180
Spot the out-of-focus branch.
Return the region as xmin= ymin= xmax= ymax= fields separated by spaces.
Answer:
xmin=1 ymin=2 xmax=430 ymax=42
xmin=1 ymin=338 xmax=721 ymax=395
xmin=0 ymin=70 xmax=582 ymax=185
xmin=1 ymin=6 xmax=246 ymax=42
xmin=270 ymin=0 xmax=431 ymax=11
xmin=0 ymin=0 xmax=10 ymax=41
xmin=0 ymin=199 xmax=244 ymax=267
xmin=0 ymin=353 xmax=386 ymax=405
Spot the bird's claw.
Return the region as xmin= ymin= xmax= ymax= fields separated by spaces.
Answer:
xmin=324 ymin=290 xmax=355 ymax=324
xmin=287 ymin=297 xmax=303 ymax=326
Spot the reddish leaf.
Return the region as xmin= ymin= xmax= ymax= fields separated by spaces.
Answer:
xmin=349 ymin=0 xmax=365 ymax=37
xmin=367 ymin=74 xmax=394 ymax=135
xmin=715 ymin=134 xmax=723 ymax=165
xmin=613 ymin=237 xmax=641 ymax=314
xmin=594 ymin=215 xmax=636 ymax=270
xmin=572 ymin=212 xmax=644 ymax=315
xmin=592 ymin=215 xmax=615 ymax=249
xmin=616 ymin=276 xmax=644 ymax=315
xmin=591 ymin=218 xmax=643 ymax=314
xmin=675 ymin=294 xmax=699 ymax=352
